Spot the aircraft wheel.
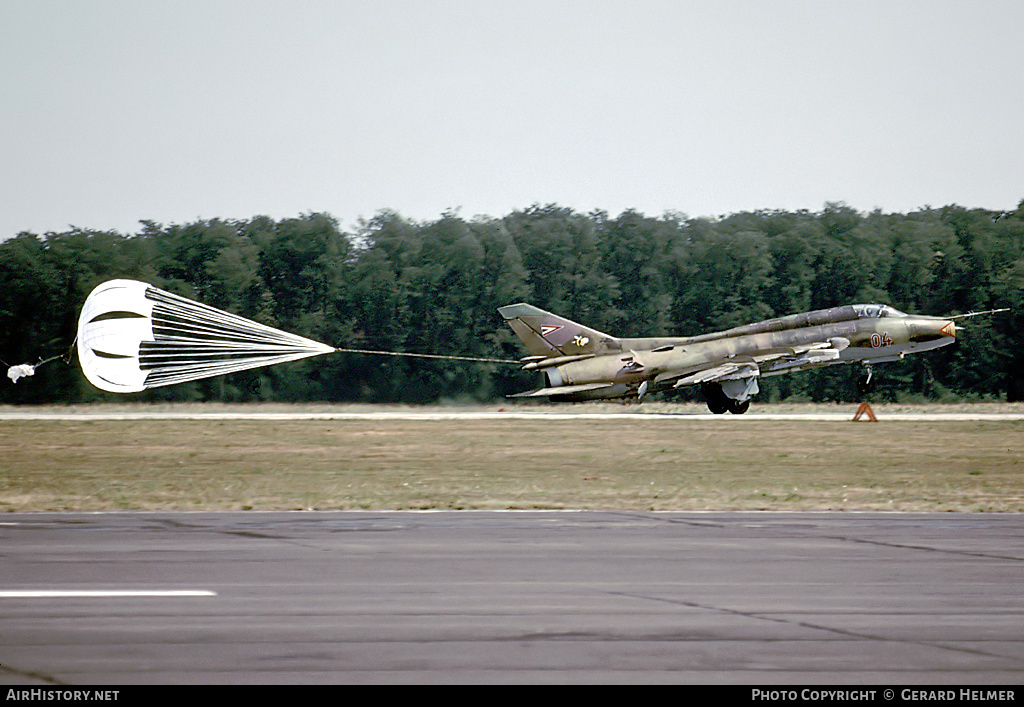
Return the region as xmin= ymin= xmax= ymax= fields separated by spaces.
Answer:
xmin=727 ymin=399 xmax=750 ymax=415
xmin=856 ymin=375 xmax=875 ymax=395
xmin=701 ymin=383 xmax=729 ymax=414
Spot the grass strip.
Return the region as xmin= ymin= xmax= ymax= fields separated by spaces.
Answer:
xmin=1 ymin=418 xmax=1022 ymax=512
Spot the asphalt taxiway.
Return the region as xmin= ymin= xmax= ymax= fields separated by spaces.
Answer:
xmin=2 ymin=510 xmax=1022 ymax=684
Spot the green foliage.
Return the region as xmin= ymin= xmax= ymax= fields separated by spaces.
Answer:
xmin=2 ymin=201 xmax=1022 ymax=403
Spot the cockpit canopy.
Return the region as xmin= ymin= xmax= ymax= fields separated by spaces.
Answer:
xmin=853 ymin=304 xmax=906 ymax=319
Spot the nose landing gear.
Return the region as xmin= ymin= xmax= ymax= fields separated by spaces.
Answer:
xmin=856 ymin=365 xmax=875 ymax=396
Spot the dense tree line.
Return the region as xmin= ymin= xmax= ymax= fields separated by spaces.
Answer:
xmin=2 ymin=201 xmax=1022 ymax=405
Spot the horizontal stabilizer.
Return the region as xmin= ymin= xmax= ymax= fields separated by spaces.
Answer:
xmin=509 ymin=382 xmax=614 ymax=398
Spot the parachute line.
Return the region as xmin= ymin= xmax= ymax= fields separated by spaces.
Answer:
xmin=333 ymin=347 xmax=517 ymax=364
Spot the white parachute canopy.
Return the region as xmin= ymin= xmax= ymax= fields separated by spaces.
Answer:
xmin=77 ymin=279 xmax=336 ymax=393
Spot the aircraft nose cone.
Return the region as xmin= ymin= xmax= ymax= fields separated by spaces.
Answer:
xmin=909 ymin=318 xmax=958 ymax=344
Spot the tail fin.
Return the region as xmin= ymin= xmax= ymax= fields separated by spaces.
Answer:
xmin=498 ymin=303 xmax=617 ymax=358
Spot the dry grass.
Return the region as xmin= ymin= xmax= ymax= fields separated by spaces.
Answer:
xmin=1 ymin=413 xmax=1022 ymax=512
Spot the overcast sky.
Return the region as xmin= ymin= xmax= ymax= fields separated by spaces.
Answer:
xmin=2 ymin=0 xmax=1022 ymax=238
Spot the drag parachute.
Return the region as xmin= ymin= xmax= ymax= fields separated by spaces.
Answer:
xmin=77 ymin=279 xmax=335 ymax=393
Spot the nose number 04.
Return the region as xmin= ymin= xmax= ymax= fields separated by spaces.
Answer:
xmin=870 ymin=332 xmax=893 ymax=348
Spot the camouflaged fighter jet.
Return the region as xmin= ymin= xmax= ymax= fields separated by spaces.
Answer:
xmin=499 ymin=302 xmax=1007 ymax=413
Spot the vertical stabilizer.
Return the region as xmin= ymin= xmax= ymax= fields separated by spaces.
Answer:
xmin=498 ymin=303 xmax=617 ymax=358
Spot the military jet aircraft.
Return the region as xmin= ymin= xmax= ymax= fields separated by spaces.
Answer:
xmin=499 ymin=302 xmax=1006 ymax=413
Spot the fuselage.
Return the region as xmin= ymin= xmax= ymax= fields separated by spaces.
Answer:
xmin=538 ymin=304 xmax=956 ymax=401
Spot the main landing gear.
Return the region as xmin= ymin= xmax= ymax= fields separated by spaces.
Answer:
xmin=700 ymin=382 xmax=749 ymax=415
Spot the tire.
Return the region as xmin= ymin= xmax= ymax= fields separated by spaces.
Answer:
xmin=727 ymin=399 xmax=750 ymax=415
xmin=857 ymin=375 xmax=875 ymax=395
xmin=701 ymin=383 xmax=729 ymax=414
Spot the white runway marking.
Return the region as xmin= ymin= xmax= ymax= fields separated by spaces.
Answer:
xmin=0 ymin=590 xmax=217 ymax=598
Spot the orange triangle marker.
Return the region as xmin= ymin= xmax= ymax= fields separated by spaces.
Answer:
xmin=852 ymin=402 xmax=877 ymax=421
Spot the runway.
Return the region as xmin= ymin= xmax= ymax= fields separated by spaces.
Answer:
xmin=3 ymin=409 xmax=1024 ymax=421
xmin=2 ymin=510 xmax=1022 ymax=684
